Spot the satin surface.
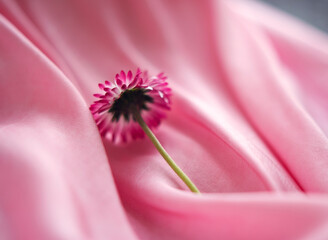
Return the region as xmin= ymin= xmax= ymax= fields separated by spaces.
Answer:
xmin=0 ymin=0 xmax=328 ymax=239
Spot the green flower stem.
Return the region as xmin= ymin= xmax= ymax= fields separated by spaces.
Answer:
xmin=134 ymin=112 xmax=200 ymax=193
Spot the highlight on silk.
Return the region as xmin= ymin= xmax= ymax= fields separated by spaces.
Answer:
xmin=0 ymin=0 xmax=328 ymax=239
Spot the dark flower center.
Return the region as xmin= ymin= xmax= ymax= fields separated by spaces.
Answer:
xmin=109 ymin=88 xmax=153 ymax=122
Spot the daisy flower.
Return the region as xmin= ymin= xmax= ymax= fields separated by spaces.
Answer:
xmin=90 ymin=69 xmax=199 ymax=193
xmin=90 ymin=69 xmax=171 ymax=143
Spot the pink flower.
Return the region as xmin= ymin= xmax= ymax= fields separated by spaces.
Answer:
xmin=90 ymin=69 xmax=172 ymax=143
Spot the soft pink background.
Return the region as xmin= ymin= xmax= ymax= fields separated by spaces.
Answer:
xmin=1 ymin=0 xmax=328 ymax=239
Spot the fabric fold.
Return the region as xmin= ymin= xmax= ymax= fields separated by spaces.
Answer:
xmin=1 ymin=0 xmax=328 ymax=239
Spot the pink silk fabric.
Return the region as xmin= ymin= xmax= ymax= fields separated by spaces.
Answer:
xmin=1 ymin=0 xmax=328 ymax=239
